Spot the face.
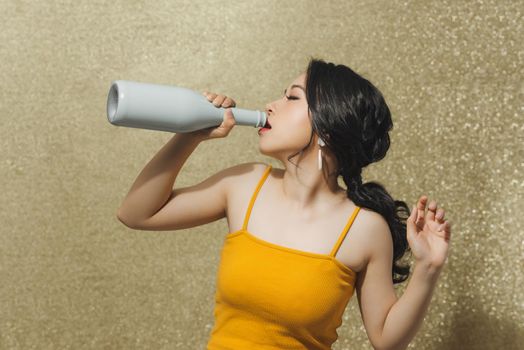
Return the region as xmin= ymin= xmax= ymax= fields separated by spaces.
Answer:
xmin=259 ymin=72 xmax=315 ymax=162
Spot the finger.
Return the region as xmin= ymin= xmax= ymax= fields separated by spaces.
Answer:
xmin=223 ymin=97 xmax=236 ymax=107
xmin=438 ymin=221 xmax=451 ymax=241
xmin=406 ymin=205 xmax=418 ymax=238
xmin=438 ymin=220 xmax=450 ymax=232
xmin=212 ymin=95 xmax=227 ymax=107
xmin=435 ymin=207 xmax=445 ymax=223
xmin=407 ymin=205 xmax=415 ymax=222
xmin=408 ymin=205 xmax=416 ymax=222
xmin=426 ymin=199 xmax=437 ymax=222
xmin=224 ymin=108 xmax=236 ymax=127
xmin=416 ymin=196 xmax=427 ymax=227
xmin=205 ymin=92 xmax=217 ymax=101
xmin=216 ymin=109 xmax=235 ymax=137
xmin=412 ymin=204 xmax=418 ymax=223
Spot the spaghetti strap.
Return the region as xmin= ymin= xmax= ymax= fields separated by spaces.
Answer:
xmin=241 ymin=164 xmax=273 ymax=231
xmin=329 ymin=206 xmax=361 ymax=257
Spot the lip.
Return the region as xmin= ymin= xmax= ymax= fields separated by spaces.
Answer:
xmin=258 ymin=118 xmax=272 ymax=135
xmin=258 ymin=127 xmax=271 ymax=135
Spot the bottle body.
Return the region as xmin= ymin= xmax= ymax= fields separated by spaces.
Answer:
xmin=106 ymin=80 xmax=267 ymax=133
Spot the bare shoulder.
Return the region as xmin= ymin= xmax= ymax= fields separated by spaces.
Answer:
xmin=224 ymin=161 xmax=270 ymax=199
xmin=223 ymin=161 xmax=269 ymax=183
xmin=352 ymin=207 xmax=393 ymax=265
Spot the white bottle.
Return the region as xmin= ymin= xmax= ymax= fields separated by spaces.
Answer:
xmin=106 ymin=80 xmax=267 ymax=133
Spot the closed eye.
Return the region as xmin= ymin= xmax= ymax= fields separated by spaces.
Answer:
xmin=283 ymin=89 xmax=299 ymax=100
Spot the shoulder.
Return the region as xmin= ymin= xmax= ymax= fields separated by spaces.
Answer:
xmin=354 ymin=207 xmax=393 ymax=264
xmin=223 ymin=161 xmax=271 ymax=196
xmin=224 ymin=162 xmax=270 ymax=181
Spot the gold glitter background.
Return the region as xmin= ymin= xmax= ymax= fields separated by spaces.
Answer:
xmin=1 ymin=1 xmax=522 ymax=349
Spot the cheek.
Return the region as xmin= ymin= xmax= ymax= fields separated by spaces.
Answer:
xmin=279 ymin=110 xmax=312 ymax=144
xmin=291 ymin=109 xmax=313 ymax=137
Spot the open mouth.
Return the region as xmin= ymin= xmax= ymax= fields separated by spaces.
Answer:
xmin=258 ymin=118 xmax=272 ymax=134
xmin=261 ymin=120 xmax=272 ymax=129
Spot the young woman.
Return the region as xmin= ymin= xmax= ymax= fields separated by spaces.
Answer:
xmin=117 ymin=58 xmax=452 ymax=350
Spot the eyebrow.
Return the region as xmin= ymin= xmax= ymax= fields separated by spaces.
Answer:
xmin=284 ymin=84 xmax=306 ymax=95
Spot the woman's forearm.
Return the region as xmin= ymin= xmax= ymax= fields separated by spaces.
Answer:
xmin=378 ymin=262 xmax=442 ymax=350
xmin=116 ymin=133 xmax=203 ymax=226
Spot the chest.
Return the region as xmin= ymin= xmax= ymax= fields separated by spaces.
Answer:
xmin=225 ymin=175 xmax=368 ymax=273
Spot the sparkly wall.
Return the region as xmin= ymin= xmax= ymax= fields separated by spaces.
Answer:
xmin=1 ymin=1 xmax=522 ymax=349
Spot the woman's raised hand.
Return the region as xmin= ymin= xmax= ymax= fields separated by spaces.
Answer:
xmin=187 ymin=91 xmax=237 ymax=141
xmin=406 ymin=195 xmax=452 ymax=270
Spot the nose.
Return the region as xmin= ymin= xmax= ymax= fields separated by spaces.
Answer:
xmin=265 ymin=102 xmax=273 ymax=115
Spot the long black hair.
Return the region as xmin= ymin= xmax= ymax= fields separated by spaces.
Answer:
xmin=288 ymin=57 xmax=412 ymax=284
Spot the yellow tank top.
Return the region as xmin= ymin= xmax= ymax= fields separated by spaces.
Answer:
xmin=207 ymin=164 xmax=361 ymax=349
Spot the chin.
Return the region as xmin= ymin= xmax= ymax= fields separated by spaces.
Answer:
xmin=258 ymin=142 xmax=279 ymax=159
xmin=258 ymin=144 xmax=271 ymax=157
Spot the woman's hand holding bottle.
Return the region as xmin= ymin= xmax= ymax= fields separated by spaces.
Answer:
xmin=187 ymin=92 xmax=237 ymax=141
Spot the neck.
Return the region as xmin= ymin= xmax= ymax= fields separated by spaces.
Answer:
xmin=276 ymin=158 xmax=346 ymax=213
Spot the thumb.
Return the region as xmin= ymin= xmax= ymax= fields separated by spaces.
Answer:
xmin=406 ymin=205 xmax=418 ymax=238
xmin=224 ymin=108 xmax=236 ymax=127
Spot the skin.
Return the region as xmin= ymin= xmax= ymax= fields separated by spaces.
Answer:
xmin=203 ymin=75 xmax=452 ymax=350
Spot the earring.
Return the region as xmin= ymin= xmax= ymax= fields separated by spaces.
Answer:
xmin=318 ymin=138 xmax=325 ymax=170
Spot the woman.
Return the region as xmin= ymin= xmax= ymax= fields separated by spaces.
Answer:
xmin=116 ymin=58 xmax=452 ymax=350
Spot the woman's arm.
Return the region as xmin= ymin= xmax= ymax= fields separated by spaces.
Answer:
xmin=116 ymin=133 xmax=203 ymax=227
xmin=378 ymin=262 xmax=442 ymax=350
xmin=117 ymin=92 xmax=238 ymax=228
xmin=356 ymin=196 xmax=451 ymax=350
